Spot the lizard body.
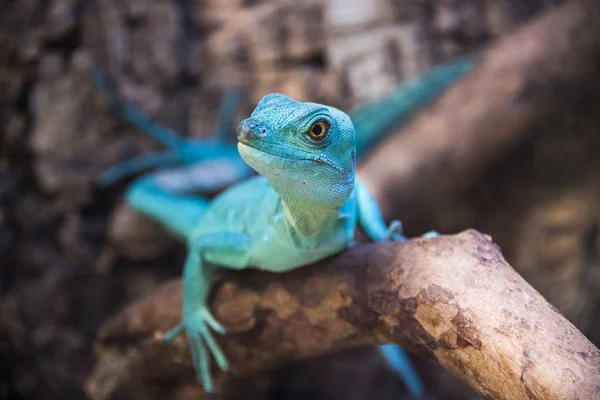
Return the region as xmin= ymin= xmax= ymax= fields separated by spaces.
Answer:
xmin=140 ymin=93 xmax=424 ymax=394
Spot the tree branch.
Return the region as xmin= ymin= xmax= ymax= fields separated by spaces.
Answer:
xmin=86 ymin=230 xmax=600 ymax=400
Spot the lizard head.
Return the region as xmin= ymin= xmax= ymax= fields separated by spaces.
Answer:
xmin=237 ymin=93 xmax=355 ymax=207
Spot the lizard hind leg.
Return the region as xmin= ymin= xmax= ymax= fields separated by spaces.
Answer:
xmin=92 ymin=67 xmax=183 ymax=149
xmin=355 ymin=178 xmax=425 ymax=396
xmin=378 ymin=344 xmax=424 ymax=397
xmin=119 ymin=159 xmax=252 ymax=242
xmin=125 ymin=172 xmax=211 ymax=240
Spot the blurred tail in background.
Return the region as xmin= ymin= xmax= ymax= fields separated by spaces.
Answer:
xmin=352 ymin=55 xmax=475 ymax=161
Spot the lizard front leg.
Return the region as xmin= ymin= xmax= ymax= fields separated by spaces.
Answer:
xmin=163 ymin=231 xmax=251 ymax=393
xmin=354 ymin=177 xmax=405 ymax=241
xmin=355 ymin=177 xmax=437 ymax=241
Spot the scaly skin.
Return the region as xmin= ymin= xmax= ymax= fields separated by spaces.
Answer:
xmin=141 ymin=93 xmax=431 ymax=394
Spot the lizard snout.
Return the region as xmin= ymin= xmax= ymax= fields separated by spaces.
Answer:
xmin=237 ymin=119 xmax=267 ymax=145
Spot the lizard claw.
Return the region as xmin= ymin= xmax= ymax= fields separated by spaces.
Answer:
xmin=200 ymin=307 xmax=226 ymax=334
xmin=385 ymin=220 xmax=405 ymax=241
xmin=421 ymin=230 xmax=439 ymax=238
xmin=162 ymin=322 xmax=185 ymax=343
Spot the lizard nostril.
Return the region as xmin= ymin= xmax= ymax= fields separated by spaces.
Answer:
xmin=237 ymin=124 xmax=250 ymax=140
xmin=237 ymin=119 xmax=267 ymax=144
xmin=237 ymin=122 xmax=254 ymax=144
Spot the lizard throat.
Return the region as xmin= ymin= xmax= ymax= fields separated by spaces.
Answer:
xmin=281 ymin=197 xmax=341 ymax=237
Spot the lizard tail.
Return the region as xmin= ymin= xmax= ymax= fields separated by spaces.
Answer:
xmin=351 ymin=55 xmax=475 ymax=161
xmin=126 ymin=176 xmax=210 ymax=240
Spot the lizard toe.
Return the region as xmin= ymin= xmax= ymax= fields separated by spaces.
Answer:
xmin=201 ymin=307 xmax=226 ymax=334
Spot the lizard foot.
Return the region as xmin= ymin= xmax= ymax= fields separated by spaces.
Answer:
xmin=162 ymin=308 xmax=228 ymax=393
xmin=421 ymin=230 xmax=439 ymax=238
xmin=186 ymin=307 xmax=228 ymax=393
xmin=187 ymin=307 xmax=228 ymax=393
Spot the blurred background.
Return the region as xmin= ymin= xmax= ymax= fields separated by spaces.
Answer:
xmin=1 ymin=0 xmax=599 ymax=399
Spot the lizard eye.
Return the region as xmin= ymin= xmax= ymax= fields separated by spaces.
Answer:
xmin=308 ymin=120 xmax=328 ymax=140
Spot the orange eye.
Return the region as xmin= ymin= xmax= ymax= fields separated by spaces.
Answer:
xmin=308 ymin=121 xmax=328 ymax=140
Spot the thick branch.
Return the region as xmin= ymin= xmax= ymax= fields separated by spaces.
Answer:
xmin=86 ymin=230 xmax=600 ymax=400
xmin=358 ymin=0 xmax=600 ymax=222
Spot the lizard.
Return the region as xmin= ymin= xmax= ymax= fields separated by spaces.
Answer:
xmin=115 ymin=93 xmax=441 ymax=395
xmin=94 ymin=57 xmax=474 ymax=395
xmin=94 ymin=55 xmax=474 ymax=191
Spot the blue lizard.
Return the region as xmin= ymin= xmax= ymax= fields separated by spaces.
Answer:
xmin=127 ymin=93 xmax=431 ymax=394
xmin=95 ymin=58 xmax=474 ymax=396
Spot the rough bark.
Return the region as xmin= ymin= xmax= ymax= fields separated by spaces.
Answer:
xmin=85 ymin=230 xmax=600 ymax=400
xmin=358 ymin=0 xmax=600 ymax=331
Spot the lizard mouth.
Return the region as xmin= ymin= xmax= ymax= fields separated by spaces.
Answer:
xmin=237 ymin=142 xmax=341 ymax=173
